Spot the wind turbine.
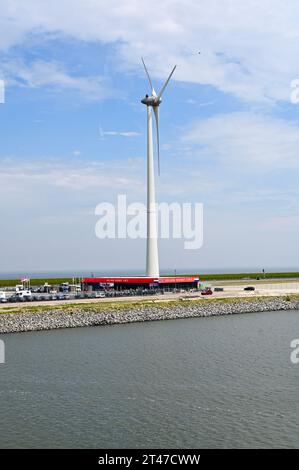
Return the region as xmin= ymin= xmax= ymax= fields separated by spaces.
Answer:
xmin=141 ymin=58 xmax=176 ymax=278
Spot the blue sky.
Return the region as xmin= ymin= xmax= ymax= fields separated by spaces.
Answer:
xmin=0 ymin=0 xmax=299 ymax=275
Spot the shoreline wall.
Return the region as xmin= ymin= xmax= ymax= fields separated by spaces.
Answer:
xmin=0 ymin=298 xmax=299 ymax=334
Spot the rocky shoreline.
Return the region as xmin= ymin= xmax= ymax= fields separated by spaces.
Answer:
xmin=0 ymin=297 xmax=298 ymax=334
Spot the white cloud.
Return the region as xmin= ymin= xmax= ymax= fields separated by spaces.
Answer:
xmin=0 ymin=158 xmax=143 ymax=192
xmin=0 ymin=59 xmax=107 ymax=100
xmin=185 ymin=99 xmax=215 ymax=107
xmin=1 ymin=0 xmax=299 ymax=102
xmin=99 ymin=129 xmax=141 ymax=138
xmin=0 ymin=154 xmax=298 ymax=271
xmin=183 ymin=111 xmax=299 ymax=170
xmin=260 ymin=214 xmax=299 ymax=231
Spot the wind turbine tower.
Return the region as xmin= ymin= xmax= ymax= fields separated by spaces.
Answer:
xmin=141 ymin=59 xmax=176 ymax=278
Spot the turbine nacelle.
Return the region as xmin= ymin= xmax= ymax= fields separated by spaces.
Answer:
xmin=141 ymin=94 xmax=161 ymax=106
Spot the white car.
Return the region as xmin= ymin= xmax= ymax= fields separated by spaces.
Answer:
xmin=95 ymin=292 xmax=106 ymax=298
xmin=0 ymin=291 xmax=7 ymax=303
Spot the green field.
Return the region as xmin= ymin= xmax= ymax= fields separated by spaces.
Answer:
xmin=0 ymin=278 xmax=72 ymax=287
xmin=169 ymin=272 xmax=299 ymax=281
xmin=0 ymin=271 xmax=298 ymax=288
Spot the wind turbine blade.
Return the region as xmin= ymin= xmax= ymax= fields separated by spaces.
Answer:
xmin=98 ymin=124 xmax=104 ymax=139
xmin=141 ymin=57 xmax=156 ymax=95
xmin=153 ymin=106 xmax=160 ymax=175
xmin=157 ymin=65 xmax=177 ymax=99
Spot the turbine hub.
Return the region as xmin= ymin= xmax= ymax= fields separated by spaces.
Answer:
xmin=141 ymin=95 xmax=161 ymax=106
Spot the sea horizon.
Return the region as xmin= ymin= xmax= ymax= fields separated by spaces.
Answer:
xmin=0 ymin=266 xmax=298 ymax=280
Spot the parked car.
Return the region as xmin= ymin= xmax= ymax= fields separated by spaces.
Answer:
xmin=9 ymin=295 xmax=22 ymax=302
xmin=214 ymin=287 xmax=224 ymax=292
xmin=95 ymin=292 xmax=106 ymax=298
xmin=0 ymin=291 xmax=7 ymax=303
xmin=201 ymin=288 xmax=213 ymax=296
xmin=244 ymin=286 xmax=255 ymax=291
xmin=75 ymin=293 xmax=84 ymax=299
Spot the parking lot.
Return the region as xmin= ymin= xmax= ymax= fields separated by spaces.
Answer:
xmin=0 ymin=282 xmax=196 ymax=306
xmin=1 ymin=280 xmax=298 ymax=309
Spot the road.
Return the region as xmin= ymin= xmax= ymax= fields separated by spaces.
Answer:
xmin=1 ymin=281 xmax=299 ymax=310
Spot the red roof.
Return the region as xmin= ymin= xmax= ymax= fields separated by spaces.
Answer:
xmin=158 ymin=277 xmax=199 ymax=283
xmin=83 ymin=276 xmax=199 ymax=284
xmin=83 ymin=277 xmax=157 ymax=284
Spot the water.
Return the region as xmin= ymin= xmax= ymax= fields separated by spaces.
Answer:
xmin=1 ymin=310 xmax=299 ymax=448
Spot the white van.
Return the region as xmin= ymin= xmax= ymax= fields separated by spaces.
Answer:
xmin=0 ymin=291 xmax=7 ymax=303
xmin=16 ymin=290 xmax=32 ymax=300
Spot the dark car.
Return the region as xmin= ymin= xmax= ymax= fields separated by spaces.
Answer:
xmin=9 ymin=295 xmax=24 ymax=302
xmin=244 ymin=286 xmax=255 ymax=291
xmin=214 ymin=287 xmax=224 ymax=292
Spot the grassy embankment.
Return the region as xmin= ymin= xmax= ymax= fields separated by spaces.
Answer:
xmin=0 ymin=294 xmax=298 ymax=316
